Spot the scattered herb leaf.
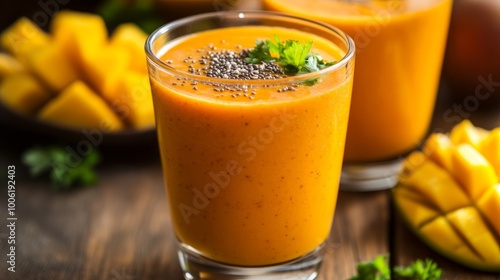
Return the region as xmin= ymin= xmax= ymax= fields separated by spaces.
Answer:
xmin=350 ymin=254 xmax=443 ymax=280
xmin=350 ymin=254 xmax=391 ymax=280
xmin=245 ymin=35 xmax=336 ymax=85
xmin=22 ymin=146 xmax=100 ymax=190
xmin=394 ymin=259 xmax=443 ymax=280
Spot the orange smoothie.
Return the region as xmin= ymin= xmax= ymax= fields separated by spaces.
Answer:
xmin=148 ymin=26 xmax=353 ymax=266
xmin=264 ymin=0 xmax=452 ymax=162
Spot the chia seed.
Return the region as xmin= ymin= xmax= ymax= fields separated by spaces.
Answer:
xmin=204 ymin=49 xmax=285 ymax=80
xmin=170 ymin=44 xmax=300 ymax=96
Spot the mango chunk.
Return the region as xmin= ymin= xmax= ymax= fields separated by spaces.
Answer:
xmin=105 ymin=72 xmax=155 ymax=129
xmin=477 ymin=185 xmax=500 ymax=236
xmin=452 ymin=144 xmax=498 ymax=200
xmin=446 ymin=207 xmax=500 ymax=265
xmin=0 ymin=73 xmax=51 ymax=114
xmin=0 ymin=17 xmax=50 ymax=64
xmin=394 ymin=190 xmax=439 ymax=227
xmin=423 ymin=133 xmax=454 ymax=171
xmin=0 ymin=53 xmax=25 ymax=79
xmin=26 ymin=42 xmax=79 ymax=92
xmin=82 ymin=45 xmax=131 ymax=94
xmin=51 ymin=11 xmax=108 ymax=72
xmin=450 ymin=119 xmax=488 ymax=148
xmin=420 ymin=215 xmax=485 ymax=269
xmin=110 ymin=23 xmax=148 ymax=73
xmin=479 ymin=128 xmax=500 ymax=178
xmin=420 ymin=217 xmax=463 ymax=253
xmin=39 ymin=81 xmax=123 ymax=131
xmin=402 ymin=157 xmax=471 ymax=212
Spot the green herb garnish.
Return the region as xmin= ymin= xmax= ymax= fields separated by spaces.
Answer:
xmin=350 ymin=254 xmax=443 ymax=280
xmin=351 ymin=254 xmax=391 ymax=280
xmin=245 ymin=35 xmax=336 ymax=85
xmin=394 ymin=259 xmax=443 ymax=280
xmin=23 ymin=146 xmax=100 ymax=189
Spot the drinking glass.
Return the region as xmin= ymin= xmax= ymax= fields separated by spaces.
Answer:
xmin=146 ymin=11 xmax=355 ymax=279
xmin=264 ymin=0 xmax=453 ymax=190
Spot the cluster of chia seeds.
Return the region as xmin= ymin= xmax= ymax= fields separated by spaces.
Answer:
xmin=203 ymin=49 xmax=285 ymax=80
xmin=168 ymin=42 xmax=299 ymax=98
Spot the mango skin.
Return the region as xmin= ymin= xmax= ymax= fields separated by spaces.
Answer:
xmin=394 ymin=120 xmax=500 ymax=272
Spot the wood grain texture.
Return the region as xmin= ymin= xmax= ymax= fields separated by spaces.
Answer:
xmin=319 ymin=191 xmax=389 ymax=279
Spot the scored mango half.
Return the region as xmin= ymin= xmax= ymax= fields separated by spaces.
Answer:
xmin=394 ymin=120 xmax=500 ymax=272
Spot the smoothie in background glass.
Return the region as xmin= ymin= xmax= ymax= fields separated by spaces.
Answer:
xmin=263 ymin=0 xmax=453 ymax=190
xmin=146 ymin=11 xmax=354 ymax=279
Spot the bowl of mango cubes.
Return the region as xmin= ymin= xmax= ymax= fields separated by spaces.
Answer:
xmin=0 ymin=11 xmax=156 ymax=144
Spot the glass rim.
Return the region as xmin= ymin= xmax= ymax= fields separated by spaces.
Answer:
xmin=145 ymin=10 xmax=355 ymax=86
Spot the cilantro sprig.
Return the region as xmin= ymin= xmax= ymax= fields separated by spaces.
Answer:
xmin=350 ymin=254 xmax=443 ymax=280
xmin=22 ymin=146 xmax=100 ymax=190
xmin=245 ymin=35 xmax=336 ymax=85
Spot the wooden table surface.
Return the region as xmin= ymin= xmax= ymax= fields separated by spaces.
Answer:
xmin=1 ymin=87 xmax=500 ymax=280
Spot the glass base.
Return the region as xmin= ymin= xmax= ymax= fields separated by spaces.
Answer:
xmin=178 ymin=242 xmax=325 ymax=280
xmin=340 ymin=158 xmax=403 ymax=191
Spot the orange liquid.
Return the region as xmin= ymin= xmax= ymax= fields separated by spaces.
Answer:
xmin=149 ymin=26 xmax=353 ymax=266
xmin=264 ymin=0 xmax=452 ymax=161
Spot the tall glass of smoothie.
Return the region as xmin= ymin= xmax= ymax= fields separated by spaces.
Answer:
xmin=146 ymin=11 xmax=354 ymax=279
xmin=263 ymin=0 xmax=453 ymax=190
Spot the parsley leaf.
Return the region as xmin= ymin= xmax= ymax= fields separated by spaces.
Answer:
xmin=394 ymin=259 xmax=443 ymax=280
xmin=23 ymin=146 xmax=101 ymax=190
xmin=245 ymin=40 xmax=274 ymax=64
xmin=350 ymin=254 xmax=443 ymax=280
xmin=350 ymin=255 xmax=391 ymax=280
xmin=245 ymin=35 xmax=336 ymax=85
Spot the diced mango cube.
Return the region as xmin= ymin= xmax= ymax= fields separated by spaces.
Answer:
xmin=0 ymin=17 xmax=50 ymax=64
xmin=110 ymin=23 xmax=148 ymax=73
xmin=479 ymin=128 xmax=500 ymax=178
xmin=51 ymin=11 xmax=108 ymax=71
xmin=477 ymin=185 xmax=500 ymax=236
xmin=26 ymin=42 xmax=79 ymax=92
xmin=403 ymin=159 xmax=471 ymax=212
xmin=39 ymin=81 xmax=123 ymax=131
xmin=450 ymin=119 xmax=488 ymax=148
xmin=0 ymin=53 xmax=25 ymax=79
xmin=446 ymin=207 xmax=500 ymax=265
xmin=420 ymin=216 xmax=463 ymax=253
xmin=400 ymin=151 xmax=426 ymax=176
xmin=452 ymin=144 xmax=498 ymax=200
xmin=0 ymin=73 xmax=50 ymax=114
xmin=423 ymin=133 xmax=454 ymax=171
xmin=82 ymin=45 xmax=131 ymax=94
xmin=105 ymin=72 xmax=155 ymax=129
xmin=394 ymin=190 xmax=439 ymax=227
xmin=393 ymin=185 xmax=427 ymax=203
